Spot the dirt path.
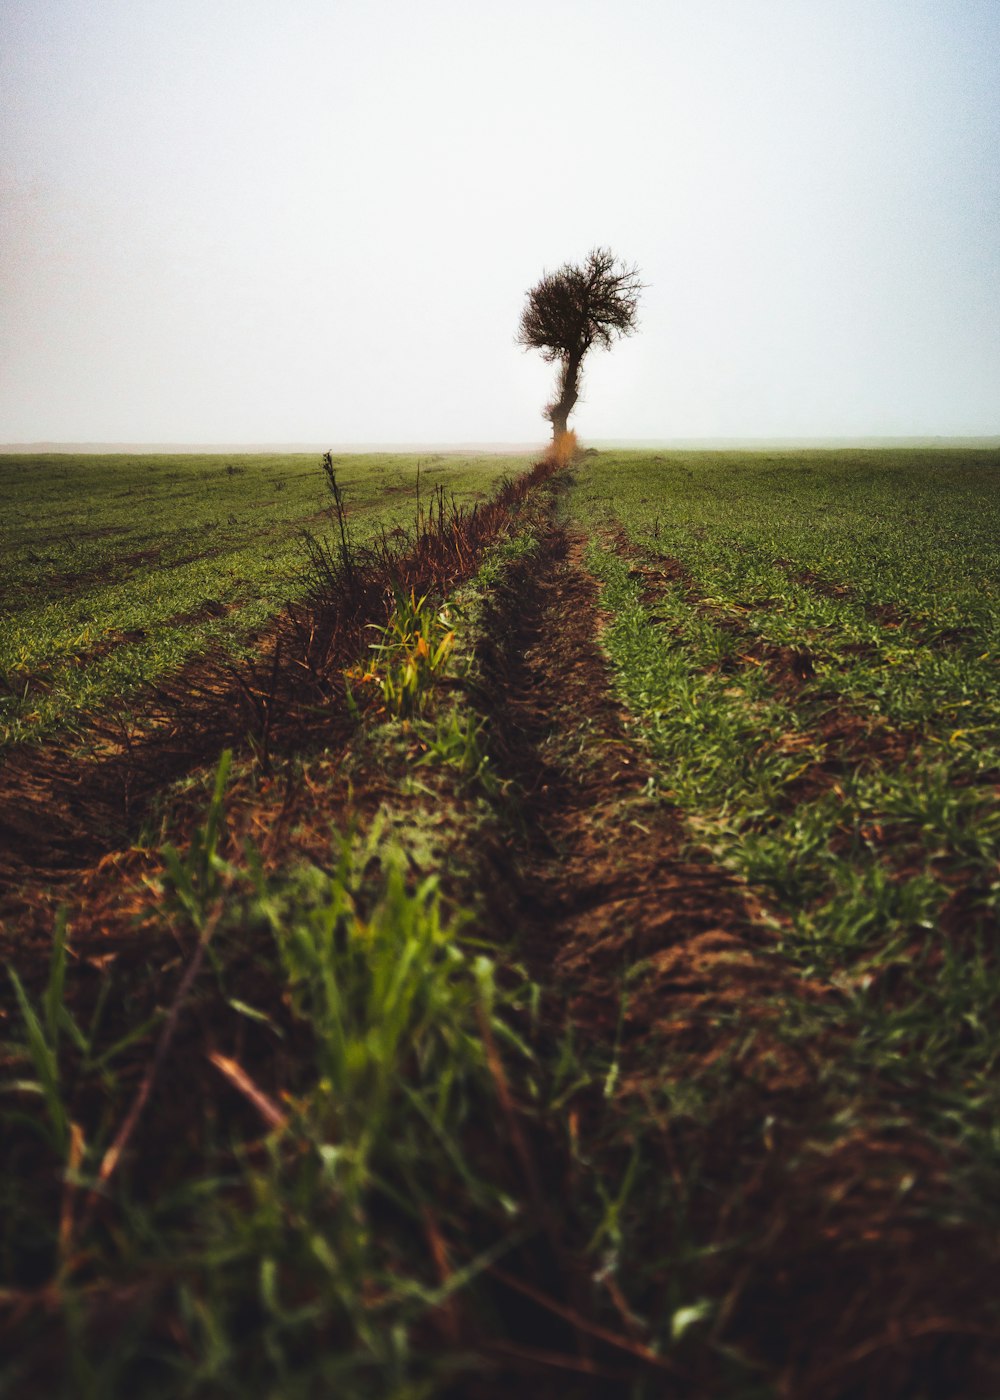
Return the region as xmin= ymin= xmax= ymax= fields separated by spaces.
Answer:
xmin=473 ymin=524 xmax=1000 ymax=1398
xmin=479 ymin=527 xmax=807 ymax=1065
xmin=0 ymin=461 xmax=557 ymax=945
xmin=4 ymin=494 xmax=999 ymax=1396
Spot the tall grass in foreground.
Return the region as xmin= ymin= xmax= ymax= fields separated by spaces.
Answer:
xmin=0 ymin=464 xmax=565 ymax=1396
xmin=546 ymin=431 xmax=580 ymax=470
xmin=10 ymin=495 xmax=996 ymax=1395
xmin=1 ymin=767 xmax=537 ymax=1397
xmin=346 ymin=587 xmax=458 ymax=719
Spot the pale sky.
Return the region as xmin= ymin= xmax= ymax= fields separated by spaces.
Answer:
xmin=1 ymin=0 xmax=998 ymax=445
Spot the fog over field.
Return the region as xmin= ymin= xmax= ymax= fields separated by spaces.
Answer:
xmin=2 ymin=0 xmax=998 ymax=444
xmin=4 ymin=437 xmax=1000 ymax=456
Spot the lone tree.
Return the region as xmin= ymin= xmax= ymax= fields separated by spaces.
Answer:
xmin=518 ymin=246 xmax=642 ymax=441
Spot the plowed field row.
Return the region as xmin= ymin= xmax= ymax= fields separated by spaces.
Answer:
xmin=1 ymin=447 xmax=998 ymax=1398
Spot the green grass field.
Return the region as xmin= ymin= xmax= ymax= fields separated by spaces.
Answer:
xmin=571 ymin=450 xmax=1000 ymax=1323
xmin=0 ymin=451 xmax=530 ymax=748
xmin=3 ymin=446 xmax=999 ymax=1397
xmin=573 ymin=450 xmax=999 ymax=957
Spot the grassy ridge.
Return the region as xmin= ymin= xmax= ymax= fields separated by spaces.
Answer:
xmin=0 ymin=477 xmax=555 ymax=1398
xmin=0 ymin=452 xmax=531 ymax=748
xmin=571 ymin=449 xmax=1000 ymax=1214
xmin=571 ymin=449 xmax=1000 ymax=725
xmin=570 ymin=447 xmax=1000 ymax=611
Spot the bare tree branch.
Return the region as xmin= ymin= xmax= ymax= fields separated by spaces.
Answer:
xmin=518 ymin=248 xmax=643 ymax=439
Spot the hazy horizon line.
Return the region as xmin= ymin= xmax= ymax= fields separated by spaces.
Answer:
xmin=3 ymin=436 xmax=1000 ymax=456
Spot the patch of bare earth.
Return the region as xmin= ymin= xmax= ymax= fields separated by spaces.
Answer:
xmin=473 ymin=527 xmax=1000 ymax=1398
xmin=0 ymin=625 xmax=345 ymax=935
xmin=479 ymin=532 xmax=803 ymax=1054
xmin=0 ymin=460 xmax=558 ymax=946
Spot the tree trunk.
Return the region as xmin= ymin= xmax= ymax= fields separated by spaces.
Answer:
xmin=549 ymin=353 xmax=581 ymax=440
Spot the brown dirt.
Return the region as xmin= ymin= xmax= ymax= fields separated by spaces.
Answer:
xmin=471 ymin=526 xmax=1000 ymax=1398
xmin=774 ymin=560 xmax=979 ymax=640
xmin=0 ymin=630 xmax=336 ymax=928
xmin=161 ymin=598 xmax=236 ymax=628
xmin=0 ymin=459 xmax=558 ymax=943
xmin=478 ymin=530 xmax=808 ymax=1055
xmin=8 ymin=546 xmax=165 ymax=599
xmin=605 ymin=530 xmax=926 ymax=813
xmin=776 ymin=560 xmax=854 ymax=602
xmin=4 ymin=477 xmax=999 ymax=1397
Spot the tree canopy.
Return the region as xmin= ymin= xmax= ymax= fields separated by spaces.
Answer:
xmin=518 ymin=248 xmax=642 ymax=439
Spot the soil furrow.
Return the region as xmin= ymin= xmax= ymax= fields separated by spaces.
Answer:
xmin=0 ymin=459 xmax=557 ymax=936
xmin=472 ymin=524 xmax=1000 ymax=1397
xmin=477 ymin=526 xmax=811 ymax=1075
xmin=601 ymin=528 xmax=931 ymax=811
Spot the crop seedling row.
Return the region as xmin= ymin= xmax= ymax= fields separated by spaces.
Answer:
xmin=1 ymin=445 xmax=998 ymax=1397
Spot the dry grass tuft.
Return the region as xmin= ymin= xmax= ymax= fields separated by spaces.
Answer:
xmin=545 ymin=430 xmax=580 ymax=469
